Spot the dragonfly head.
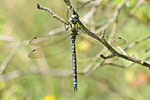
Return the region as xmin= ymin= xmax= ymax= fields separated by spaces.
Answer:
xmin=69 ymin=14 xmax=79 ymax=24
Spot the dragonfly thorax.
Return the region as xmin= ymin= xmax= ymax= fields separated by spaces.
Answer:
xmin=69 ymin=15 xmax=79 ymax=24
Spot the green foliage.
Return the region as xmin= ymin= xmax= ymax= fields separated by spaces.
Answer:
xmin=0 ymin=17 xmax=4 ymax=34
xmin=0 ymin=0 xmax=150 ymax=100
xmin=114 ymin=0 xmax=124 ymax=5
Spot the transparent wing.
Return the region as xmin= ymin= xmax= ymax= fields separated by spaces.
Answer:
xmin=29 ymin=32 xmax=69 ymax=47
xmin=108 ymin=37 xmax=126 ymax=46
xmin=77 ymin=33 xmax=126 ymax=53
xmin=28 ymin=38 xmax=70 ymax=59
xmin=77 ymin=33 xmax=126 ymax=46
xmin=76 ymin=33 xmax=103 ymax=57
xmin=75 ymin=33 xmax=126 ymax=61
xmin=29 ymin=32 xmax=71 ymax=59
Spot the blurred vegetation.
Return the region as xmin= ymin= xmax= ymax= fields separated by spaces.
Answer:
xmin=0 ymin=0 xmax=150 ymax=100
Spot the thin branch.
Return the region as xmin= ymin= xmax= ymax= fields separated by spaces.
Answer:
xmin=78 ymin=20 xmax=117 ymax=54
xmin=112 ymin=39 xmax=128 ymax=55
xmin=126 ymin=56 xmax=150 ymax=68
xmin=0 ymin=43 xmax=20 ymax=74
xmin=81 ymin=0 xmax=102 ymax=24
xmin=77 ymin=0 xmax=96 ymax=11
xmin=104 ymin=63 xmax=126 ymax=69
xmin=117 ymin=53 xmax=150 ymax=68
xmin=89 ymin=22 xmax=127 ymax=71
xmin=34 ymin=1 xmax=150 ymax=73
xmin=91 ymin=60 xmax=105 ymax=71
xmin=125 ymin=0 xmax=149 ymax=28
xmin=63 ymin=0 xmax=150 ymax=68
xmin=130 ymin=0 xmax=145 ymax=14
xmin=100 ymin=53 xmax=116 ymax=59
xmin=124 ymin=36 xmax=150 ymax=51
xmin=83 ymin=20 xmax=118 ymax=73
xmin=47 ymin=27 xmax=66 ymax=36
xmin=0 ymin=35 xmax=15 ymax=42
xmin=145 ymin=44 xmax=150 ymax=53
xmin=95 ymin=0 xmax=129 ymax=34
xmin=0 ymin=67 xmax=72 ymax=82
xmin=37 ymin=3 xmax=68 ymax=25
xmin=64 ymin=0 xmax=75 ymax=13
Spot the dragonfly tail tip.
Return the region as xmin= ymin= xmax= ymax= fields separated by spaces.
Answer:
xmin=74 ymin=87 xmax=78 ymax=92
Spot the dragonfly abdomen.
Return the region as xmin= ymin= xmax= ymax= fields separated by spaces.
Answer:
xmin=71 ymin=35 xmax=77 ymax=91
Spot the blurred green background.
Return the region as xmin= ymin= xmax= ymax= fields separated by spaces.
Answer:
xmin=0 ymin=0 xmax=150 ymax=100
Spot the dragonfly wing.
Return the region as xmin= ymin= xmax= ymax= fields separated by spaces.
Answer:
xmin=28 ymin=39 xmax=70 ymax=59
xmin=76 ymin=33 xmax=103 ymax=57
xmin=29 ymin=32 xmax=69 ymax=47
xmin=76 ymin=33 xmax=126 ymax=61
xmin=108 ymin=37 xmax=126 ymax=46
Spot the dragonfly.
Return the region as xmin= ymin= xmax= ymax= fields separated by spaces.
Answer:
xmin=28 ymin=11 xmax=126 ymax=92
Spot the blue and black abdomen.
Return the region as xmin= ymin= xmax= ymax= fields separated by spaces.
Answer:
xmin=71 ymin=35 xmax=77 ymax=91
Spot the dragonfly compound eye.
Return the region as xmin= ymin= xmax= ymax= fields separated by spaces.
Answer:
xmin=76 ymin=18 xmax=79 ymax=22
xmin=69 ymin=17 xmax=73 ymax=22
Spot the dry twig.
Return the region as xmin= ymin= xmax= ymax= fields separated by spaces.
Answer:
xmin=0 ymin=43 xmax=20 ymax=74
xmin=63 ymin=0 xmax=150 ymax=68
